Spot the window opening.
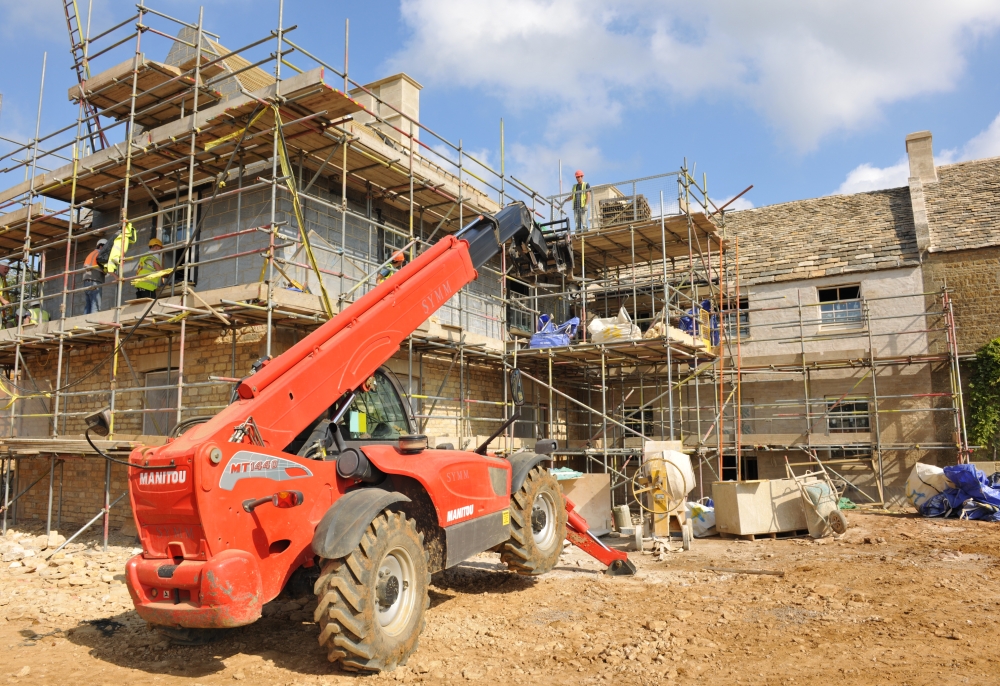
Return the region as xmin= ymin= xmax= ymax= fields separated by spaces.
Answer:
xmin=827 ymin=396 xmax=870 ymax=433
xmin=336 ymin=371 xmax=410 ymax=440
xmin=514 ymin=405 xmax=536 ymax=439
xmin=144 ymin=370 xmax=178 ymax=436
xmin=624 ymin=407 xmax=654 ymax=437
xmin=818 ymin=285 xmax=862 ymax=326
xmin=724 ymin=297 xmax=750 ymax=339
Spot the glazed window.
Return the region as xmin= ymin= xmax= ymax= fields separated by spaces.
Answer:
xmin=818 ymin=285 xmax=862 ymax=326
xmin=827 ymin=397 xmax=870 ymax=433
xmin=337 ymin=371 xmax=410 ymax=440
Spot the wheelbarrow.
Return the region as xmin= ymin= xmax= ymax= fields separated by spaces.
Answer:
xmin=785 ymin=454 xmax=849 ymax=537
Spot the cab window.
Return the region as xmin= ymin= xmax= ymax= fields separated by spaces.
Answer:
xmin=337 ymin=371 xmax=410 ymax=440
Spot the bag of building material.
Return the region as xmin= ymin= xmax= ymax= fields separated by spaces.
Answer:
xmin=530 ymin=314 xmax=579 ymax=349
xmin=643 ymin=309 xmax=667 ymax=339
xmin=587 ymin=307 xmax=641 ymax=344
xmin=905 ymin=462 xmax=954 ymax=514
xmin=686 ymin=501 xmax=716 ymax=537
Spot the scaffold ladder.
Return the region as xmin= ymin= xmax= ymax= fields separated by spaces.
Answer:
xmin=62 ymin=0 xmax=108 ymax=153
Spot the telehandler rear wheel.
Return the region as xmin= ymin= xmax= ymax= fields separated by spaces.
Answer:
xmin=501 ymin=465 xmax=567 ymax=575
xmin=313 ymin=510 xmax=430 ymax=672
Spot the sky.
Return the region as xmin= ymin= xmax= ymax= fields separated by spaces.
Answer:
xmin=1 ymin=0 xmax=1000 ymax=212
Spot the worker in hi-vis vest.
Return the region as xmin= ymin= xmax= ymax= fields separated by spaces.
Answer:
xmin=377 ymin=251 xmax=407 ymax=283
xmin=18 ymin=303 xmax=49 ymax=327
xmin=106 ymin=213 xmax=136 ymax=277
xmin=561 ymin=169 xmax=592 ymax=234
xmin=134 ymin=237 xmax=164 ymax=299
xmin=83 ymin=239 xmax=107 ymax=314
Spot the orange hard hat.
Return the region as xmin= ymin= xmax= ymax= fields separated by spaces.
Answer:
xmin=575 ymin=170 xmax=584 ymax=177
xmin=391 ymin=251 xmax=405 ymax=263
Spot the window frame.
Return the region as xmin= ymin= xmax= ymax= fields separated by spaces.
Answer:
xmin=817 ymin=284 xmax=863 ymax=328
xmin=623 ymin=407 xmax=654 ymax=437
xmin=153 ymin=194 xmax=201 ymax=286
xmin=826 ymin=395 xmax=871 ymax=434
xmin=336 ymin=369 xmax=414 ymax=441
xmin=143 ymin=369 xmax=178 ymax=437
xmin=724 ymin=297 xmax=750 ymax=340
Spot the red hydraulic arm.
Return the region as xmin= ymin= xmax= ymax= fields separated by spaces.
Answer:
xmin=565 ymin=498 xmax=637 ymax=576
xmin=151 ymin=202 xmax=535 ymax=461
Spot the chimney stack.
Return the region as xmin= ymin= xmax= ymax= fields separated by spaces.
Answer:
xmin=905 ymin=131 xmax=935 ymax=253
xmin=905 ymin=131 xmax=937 ymax=183
xmin=350 ymin=73 xmax=423 ymax=150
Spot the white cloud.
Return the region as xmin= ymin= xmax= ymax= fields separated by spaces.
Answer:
xmin=719 ymin=195 xmax=755 ymax=212
xmin=946 ymin=112 xmax=1000 ymax=162
xmin=391 ymin=0 xmax=1000 ymax=189
xmin=836 ymin=158 xmax=910 ymax=195
xmin=836 ymin=112 xmax=1000 ymax=194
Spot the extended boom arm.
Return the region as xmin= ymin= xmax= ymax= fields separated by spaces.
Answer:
xmin=156 ymin=203 xmax=536 ymax=458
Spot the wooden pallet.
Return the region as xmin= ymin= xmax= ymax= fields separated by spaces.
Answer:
xmin=598 ymin=195 xmax=652 ymax=226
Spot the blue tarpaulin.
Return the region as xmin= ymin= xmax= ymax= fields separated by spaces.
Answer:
xmin=922 ymin=464 xmax=1000 ymax=521
xmin=529 ymin=314 xmax=579 ymax=349
xmin=679 ymin=299 xmax=720 ymax=345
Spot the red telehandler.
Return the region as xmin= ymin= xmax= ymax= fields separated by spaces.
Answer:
xmin=93 ymin=202 xmax=635 ymax=672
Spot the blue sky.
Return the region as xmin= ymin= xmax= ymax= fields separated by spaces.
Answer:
xmin=2 ymin=0 xmax=1000 ymax=211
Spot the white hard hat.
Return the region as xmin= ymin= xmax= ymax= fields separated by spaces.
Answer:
xmin=96 ymin=238 xmax=108 ymax=247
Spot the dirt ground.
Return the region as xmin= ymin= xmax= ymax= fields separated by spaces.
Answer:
xmin=0 ymin=510 xmax=995 ymax=685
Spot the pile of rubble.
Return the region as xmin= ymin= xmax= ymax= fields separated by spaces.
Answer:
xmin=0 ymin=527 xmax=137 ymax=624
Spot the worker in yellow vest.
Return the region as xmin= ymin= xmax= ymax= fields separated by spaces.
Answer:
xmin=561 ymin=169 xmax=592 ymax=234
xmin=18 ymin=303 xmax=50 ymax=327
xmin=105 ymin=219 xmax=137 ymax=277
xmin=0 ymin=261 xmax=16 ymax=325
xmin=377 ymin=251 xmax=406 ymax=283
xmin=134 ymin=237 xmax=164 ymax=299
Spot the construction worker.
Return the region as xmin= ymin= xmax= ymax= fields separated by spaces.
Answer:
xmin=19 ymin=303 xmax=49 ymax=327
xmin=377 ymin=251 xmax=406 ymax=283
xmin=0 ymin=260 xmax=14 ymax=323
xmin=83 ymin=239 xmax=107 ymax=314
xmin=105 ymin=215 xmax=136 ymax=278
xmin=562 ymin=169 xmax=592 ymax=234
xmin=134 ymin=237 xmax=164 ymax=299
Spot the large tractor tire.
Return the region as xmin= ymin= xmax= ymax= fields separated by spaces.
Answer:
xmin=313 ymin=511 xmax=430 ymax=672
xmin=501 ymin=465 xmax=567 ymax=575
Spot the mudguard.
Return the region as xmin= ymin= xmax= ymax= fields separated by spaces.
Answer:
xmin=312 ymin=488 xmax=411 ymax=560
xmin=509 ymin=452 xmax=552 ymax=494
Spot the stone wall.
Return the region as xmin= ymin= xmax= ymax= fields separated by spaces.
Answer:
xmin=13 ymin=457 xmax=133 ymax=533
xmin=922 ymin=245 xmax=1000 ymax=354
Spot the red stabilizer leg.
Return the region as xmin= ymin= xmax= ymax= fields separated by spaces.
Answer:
xmin=564 ymin=498 xmax=636 ymax=576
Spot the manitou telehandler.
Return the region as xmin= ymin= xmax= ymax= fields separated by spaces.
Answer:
xmin=102 ymin=202 xmax=635 ymax=672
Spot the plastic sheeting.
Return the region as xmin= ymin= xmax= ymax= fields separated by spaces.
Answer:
xmin=529 ymin=314 xmax=579 ymax=349
xmin=913 ymin=463 xmax=1000 ymax=522
xmin=679 ymin=299 xmax=719 ymax=346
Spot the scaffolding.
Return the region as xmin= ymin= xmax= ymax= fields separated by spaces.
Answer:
xmin=0 ymin=1 xmax=969 ymax=547
xmin=0 ymin=1 xmax=560 ymax=542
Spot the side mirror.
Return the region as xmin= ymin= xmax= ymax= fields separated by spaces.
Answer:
xmin=85 ymin=408 xmax=112 ymax=437
xmin=509 ymin=369 xmax=525 ymax=407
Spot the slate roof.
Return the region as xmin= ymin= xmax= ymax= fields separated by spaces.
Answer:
xmin=725 ymin=155 xmax=1000 ymax=285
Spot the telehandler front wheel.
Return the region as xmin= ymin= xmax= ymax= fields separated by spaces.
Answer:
xmin=501 ymin=465 xmax=567 ymax=575
xmin=313 ymin=510 xmax=430 ymax=672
